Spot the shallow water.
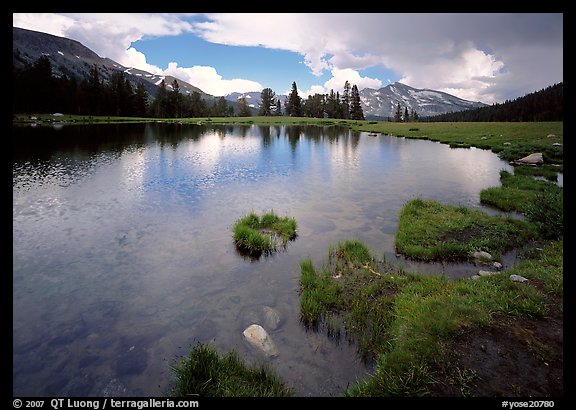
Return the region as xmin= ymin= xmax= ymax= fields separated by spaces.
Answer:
xmin=13 ymin=123 xmax=523 ymax=396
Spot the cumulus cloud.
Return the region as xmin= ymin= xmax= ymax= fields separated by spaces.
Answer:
xmin=298 ymin=85 xmax=328 ymax=99
xmin=295 ymin=69 xmax=382 ymax=98
xmin=324 ymin=68 xmax=382 ymax=92
xmin=13 ymin=13 xmax=75 ymax=37
xmin=164 ymin=62 xmax=262 ymax=96
xmin=123 ymin=47 xmax=164 ymax=75
xmin=191 ymin=13 xmax=563 ymax=103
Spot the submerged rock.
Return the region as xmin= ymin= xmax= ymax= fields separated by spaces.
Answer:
xmin=262 ymin=306 xmax=281 ymax=330
xmin=242 ymin=324 xmax=279 ymax=357
xmin=237 ymin=303 xmax=281 ymax=330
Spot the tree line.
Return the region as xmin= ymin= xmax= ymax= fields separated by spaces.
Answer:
xmin=421 ymin=83 xmax=563 ymax=122
xmin=13 ymin=56 xmax=364 ymax=120
xmin=392 ymin=103 xmax=418 ymax=122
xmin=249 ymin=81 xmax=364 ymax=120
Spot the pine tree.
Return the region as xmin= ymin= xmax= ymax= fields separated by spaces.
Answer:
xmin=303 ymin=94 xmax=325 ymax=118
xmin=150 ymin=79 xmax=168 ymax=117
xmin=404 ymin=107 xmax=409 ymax=122
xmin=211 ymin=96 xmax=230 ymax=117
xmin=187 ymin=91 xmax=207 ymax=117
xmin=286 ymin=82 xmax=302 ymax=117
xmin=86 ymin=64 xmax=103 ymax=115
xmin=259 ymin=88 xmax=275 ymax=116
xmin=349 ymin=84 xmax=365 ymax=120
xmin=394 ymin=102 xmax=402 ymax=122
xmin=133 ymin=83 xmax=149 ymax=117
xmin=273 ymin=98 xmax=282 ymax=116
xmin=325 ymin=90 xmax=339 ymax=119
xmin=341 ymin=81 xmax=351 ymax=119
xmin=237 ymin=96 xmax=252 ymax=117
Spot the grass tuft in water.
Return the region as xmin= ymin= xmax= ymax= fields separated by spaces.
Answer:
xmin=232 ymin=211 xmax=297 ymax=255
xmin=169 ymin=343 xmax=294 ymax=397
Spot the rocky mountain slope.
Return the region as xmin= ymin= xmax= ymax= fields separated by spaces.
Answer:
xmin=13 ymin=27 xmax=231 ymax=108
xmin=360 ymin=82 xmax=487 ymax=119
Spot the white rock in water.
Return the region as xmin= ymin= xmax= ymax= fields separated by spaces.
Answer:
xmin=510 ymin=274 xmax=529 ymax=283
xmin=243 ymin=324 xmax=279 ymax=357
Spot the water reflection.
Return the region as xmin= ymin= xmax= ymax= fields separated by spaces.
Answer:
xmin=14 ymin=123 xmax=538 ymax=397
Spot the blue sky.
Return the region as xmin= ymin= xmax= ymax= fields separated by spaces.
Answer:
xmin=13 ymin=13 xmax=563 ymax=103
xmin=131 ymin=31 xmax=331 ymax=95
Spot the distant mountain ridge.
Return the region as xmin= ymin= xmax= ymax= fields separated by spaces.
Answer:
xmin=224 ymin=91 xmax=288 ymax=110
xmin=359 ymin=82 xmax=487 ymax=119
xmin=226 ymin=85 xmax=486 ymax=118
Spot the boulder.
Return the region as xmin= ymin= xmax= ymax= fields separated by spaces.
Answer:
xmin=242 ymin=324 xmax=279 ymax=357
xmin=510 ymin=274 xmax=529 ymax=283
xmin=511 ymin=153 xmax=543 ymax=166
xmin=472 ymin=251 xmax=492 ymax=261
xmin=478 ymin=270 xmax=497 ymax=277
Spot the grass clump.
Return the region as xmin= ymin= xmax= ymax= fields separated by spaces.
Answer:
xmin=479 ymin=170 xmax=563 ymax=239
xmin=169 ymin=343 xmax=293 ymax=397
xmin=232 ymin=211 xmax=297 ymax=256
xmin=395 ymin=198 xmax=535 ymax=261
xmin=299 ymin=240 xmax=417 ymax=359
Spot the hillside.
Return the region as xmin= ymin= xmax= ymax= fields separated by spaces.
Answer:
xmin=12 ymin=27 xmax=237 ymax=110
xmin=421 ymin=83 xmax=563 ymax=122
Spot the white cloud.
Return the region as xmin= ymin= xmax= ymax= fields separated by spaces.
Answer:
xmin=123 ymin=47 xmax=164 ymax=74
xmin=324 ymin=68 xmax=382 ymax=93
xmin=13 ymin=13 xmax=75 ymax=37
xmin=191 ymin=13 xmax=562 ymax=103
xmin=164 ymin=62 xmax=262 ymax=96
xmin=298 ymin=85 xmax=328 ymax=99
xmin=398 ymin=45 xmax=506 ymax=103
xmin=293 ymin=69 xmax=382 ymax=98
